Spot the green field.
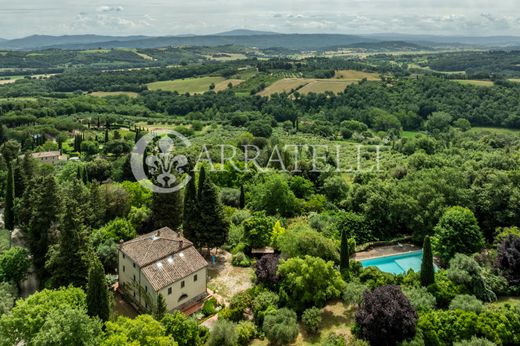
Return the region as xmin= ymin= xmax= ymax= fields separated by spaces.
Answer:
xmin=454 ymin=79 xmax=494 ymax=87
xmin=90 ymin=91 xmax=139 ymax=98
xmin=146 ymin=76 xmax=225 ymax=94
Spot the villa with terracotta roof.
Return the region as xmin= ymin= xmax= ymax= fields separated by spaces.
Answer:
xmin=118 ymin=227 xmax=208 ymax=312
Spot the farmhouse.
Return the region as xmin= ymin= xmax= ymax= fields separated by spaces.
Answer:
xmin=31 ymin=151 xmax=66 ymax=164
xmin=118 ymin=227 xmax=208 ymax=312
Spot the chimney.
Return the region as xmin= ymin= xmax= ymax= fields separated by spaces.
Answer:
xmin=179 ymin=240 xmax=183 ymax=249
xmin=156 ymin=230 xmax=161 ymax=237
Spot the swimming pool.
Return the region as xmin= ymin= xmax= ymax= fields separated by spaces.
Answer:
xmin=359 ymin=250 xmax=426 ymax=275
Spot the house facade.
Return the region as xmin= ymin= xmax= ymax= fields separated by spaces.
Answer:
xmin=31 ymin=151 xmax=66 ymax=164
xmin=118 ymin=227 xmax=208 ymax=312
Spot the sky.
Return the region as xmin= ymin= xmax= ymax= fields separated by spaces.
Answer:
xmin=1 ymin=0 xmax=520 ymax=39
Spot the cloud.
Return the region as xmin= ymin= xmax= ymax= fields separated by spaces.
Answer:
xmin=96 ymin=5 xmax=124 ymax=13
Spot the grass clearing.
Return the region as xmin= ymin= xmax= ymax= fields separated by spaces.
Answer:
xmin=454 ymin=79 xmax=494 ymax=87
xmin=469 ymin=126 xmax=520 ymax=135
xmin=334 ymin=70 xmax=380 ymax=80
xmin=206 ymin=53 xmax=248 ymax=61
xmin=90 ymin=91 xmax=139 ymax=98
xmin=79 ymin=49 xmax=111 ymax=54
xmin=508 ymin=79 xmax=520 ymax=83
xmin=147 ymin=76 xmax=225 ymax=94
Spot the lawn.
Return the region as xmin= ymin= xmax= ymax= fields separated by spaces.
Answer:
xmin=454 ymin=79 xmax=494 ymax=87
xmin=146 ymin=76 xmax=225 ymax=94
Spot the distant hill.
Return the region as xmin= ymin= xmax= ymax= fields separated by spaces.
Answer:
xmin=2 ymin=31 xmax=520 ymax=51
xmin=215 ymin=29 xmax=279 ymax=36
xmin=363 ymin=33 xmax=520 ymax=47
xmin=0 ymin=34 xmax=149 ymax=50
xmin=0 ymin=33 xmax=378 ymax=50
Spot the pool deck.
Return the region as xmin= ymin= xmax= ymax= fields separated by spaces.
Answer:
xmin=354 ymin=244 xmax=420 ymax=261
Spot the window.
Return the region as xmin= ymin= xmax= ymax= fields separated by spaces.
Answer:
xmin=168 ymin=287 xmax=172 ymax=295
xmin=122 ymin=265 xmax=125 ymax=272
xmin=194 ymin=274 xmax=198 ymax=282
xmin=181 ymin=281 xmax=185 ymax=288
xmin=145 ymin=286 xmax=148 ymax=293
xmin=178 ymin=294 xmax=188 ymax=302
xmin=123 ymin=254 xmax=125 ymax=259
xmin=133 ymin=263 xmax=136 ymax=268
xmin=133 ymin=274 xmax=136 ymax=281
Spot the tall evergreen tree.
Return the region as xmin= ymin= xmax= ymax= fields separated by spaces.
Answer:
xmin=340 ymin=229 xmax=349 ymax=273
xmin=21 ymin=175 xmax=60 ymax=279
xmin=151 ymin=190 xmax=183 ymax=230
xmin=183 ymin=170 xmax=200 ymax=244
xmin=153 ymin=294 xmax=167 ymax=321
xmin=239 ymin=184 xmax=245 ymax=209
xmin=4 ymin=163 xmax=15 ymax=231
xmin=197 ymin=166 xmax=206 ymax=200
xmin=198 ymin=175 xmax=228 ymax=249
xmin=46 ymin=179 xmax=91 ymax=287
xmin=420 ymin=235 xmax=435 ymax=287
xmin=87 ymin=257 xmax=110 ymax=322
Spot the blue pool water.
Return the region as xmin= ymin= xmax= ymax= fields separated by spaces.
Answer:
xmin=360 ymin=250 xmax=427 ymax=275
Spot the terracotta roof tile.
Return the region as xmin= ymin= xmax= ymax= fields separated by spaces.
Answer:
xmin=120 ymin=227 xmax=207 ymax=291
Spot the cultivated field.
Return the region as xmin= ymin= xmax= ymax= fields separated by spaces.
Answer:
xmin=257 ymin=78 xmax=310 ymax=96
xmin=454 ymin=79 xmax=494 ymax=87
xmin=334 ymin=69 xmax=380 ymax=80
xmin=0 ymin=79 xmax=16 ymax=85
xmin=90 ymin=91 xmax=139 ymax=98
xmin=146 ymin=76 xmax=225 ymax=93
xmin=299 ymin=80 xmax=358 ymax=95
xmin=214 ymin=79 xmax=244 ymax=91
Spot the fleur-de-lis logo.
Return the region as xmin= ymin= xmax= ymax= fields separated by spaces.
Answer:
xmin=131 ymin=130 xmax=191 ymax=193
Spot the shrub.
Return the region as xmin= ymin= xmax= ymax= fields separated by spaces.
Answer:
xmin=263 ymin=308 xmax=299 ymax=346
xmin=495 ymin=234 xmax=520 ymax=285
xmin=453 ymin=337 xmax=496 ymax=346
xmin=355 ymin=285 xmax=418 ymax=346
xmin=402 ymin=287 xmax=436 ymax=312
xmin=208 ymin=319 xmax=237 ymax=346
xmin=202 ymin=297 xmax=218 ymax=316
xmin=161 ymin=311 xmax=202 ymax=346
xmin=449 ymin=294 xmax=483 ymax=313
xmin=302 ymin=307 xmax=322 ymax=335
xmin=278 ymin=256 xmax=345 ymax=313
xmin=323 ymin=333 xmax=347 ymax=346
xmin=235 ymin=321 xmax=256 ymax=346
xmin=447 ymin=254 xmax=496 ymax=302
xmin=278 ymin=227 xmax=339 ymax=263
xmin=343 ymin=281 xmax=369 ymax=306
xmin=418 ymin=305 xmax=520 ymax=345
xmin=255 ymin=254 xmax=280 ymax=288
xmin=232 ymin=252 xmax=251 ymax=267
xmin=432 ymin=206 xmax=484 ymax=264
xmin=252 ymin=290 xmax=279 ymax=324
xmin=358 ymin=266 xmax=396 ymax=288
xmin=427 ymin=270 xmax=465 ymax=308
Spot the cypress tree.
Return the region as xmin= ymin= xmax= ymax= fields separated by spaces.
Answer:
xmin=104 ymin=127 xmax=109 ymax=143
xmin=46 ymin=179 xmax=91 ymax=287
xmin=197 ymin=166 xmax=206 ymax=200
xmin=198 ymin=176 xmax=228 ymax=249
xmin=340 ymin=229 xmax=349 ymax=273
xmin=4 ymin=163 xmax=15 ymax=231
xmin=21 ymin=175 xmax=61 ymax=279
xmin=239 ymin=184 xmax=245 ymax=209
xmin=183 ymin=170 xmax=200 ymax=245
xmin=420 ymin=236 xmax=435 ymax=287
xmin=154 ymin=294 xmax=167 ymax=320
xmin=87 ymin=257 xmax=110 ymax=322
xmin=151 ymin=190 xmax=183 ymax=230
